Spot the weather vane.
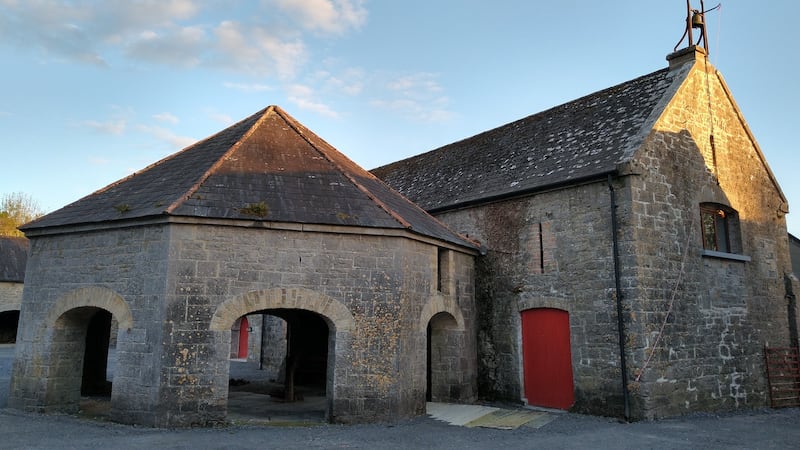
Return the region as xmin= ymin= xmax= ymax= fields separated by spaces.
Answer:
xmin=674 ymin=0 xmax=721 ymax=53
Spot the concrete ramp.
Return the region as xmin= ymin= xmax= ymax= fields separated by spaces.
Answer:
xmin=426 ymin=402 xmax=554 ymax=430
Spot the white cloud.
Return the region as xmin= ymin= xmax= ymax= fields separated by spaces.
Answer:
xmin=125 ymin=25 xmax=206 ymax=67
xmin=371 ymin=72 xmax=454 ymax=123
xmin=0 ymin=1 xmax=315 ymax=78
xmin=0 ymin=0 xmax=200 ymax=65
xmin=223 ymin=82 xmax=273 ymax=92
xmin=205 ymin=109 xmax=234 ymax=125
xmin=386 ymin=73 xmax=443 ymax=95
xmin=314 ymin=68 xmax=364 ymax=96
xmin=268 ymin=0 xmax=367 ymax=34
xmin=88 ymin=156 xmax=112 ymax=166
xmin=81 ymin=119 xmax=126 ymax=135
xmin=153 ymin=112 xmax=179 ymax=124
xmin=288 ymin=84 xmax=339 ymax=118
xmin=137 ymin=124 xmax=196 ymax=149
xmin=213 ymin=21 xmax=306 ymax=78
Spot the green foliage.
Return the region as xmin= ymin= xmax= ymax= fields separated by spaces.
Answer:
xmin=0 ymin=192 xmax=44 ymax=237
xmin=239 ymin=201 xmax=269 ymax=218
xmin=114 ymin=203 xmax=131 ymax=213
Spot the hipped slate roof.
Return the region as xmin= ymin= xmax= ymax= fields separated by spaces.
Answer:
xmin=24 ymin=106 xmax=476 ymax=250
xmin=0 ymin=237 xmax=29 ymax=282
xmin=372 ymin=67 xmax=682 ymax=212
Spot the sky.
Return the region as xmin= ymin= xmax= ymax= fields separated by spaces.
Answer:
xmin=1 ymin=1 xmax=799 ymax=234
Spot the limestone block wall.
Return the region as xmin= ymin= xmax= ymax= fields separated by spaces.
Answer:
xmin=435 ymin=181 xmax=624 ymax=416
xmin=9 ymin=225 xmax=170 ymax=425
xmin=620 ymin=63 xmax=794 ymax=419
xmin=0 ymin=281 xmax=23 ymax=342
xmin=0 ymin=281 xmax=22 ymax=313
xmin=161 ymin=223 xmax=476 ymax=425
xmin=10 ymin=221 xmax=476 ymax=427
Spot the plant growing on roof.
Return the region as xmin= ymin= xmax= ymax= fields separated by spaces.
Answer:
xmin=239 ymin=201 xmax=269 ymax=218
xmin=113 ymin=203 xmax=131 ymax=213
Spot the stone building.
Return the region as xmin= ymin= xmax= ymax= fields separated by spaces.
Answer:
xmin=789 ymin=234 xmax=800 ymax=277
xmin=0 ymin=237 xmax=27 ymax=342
xmin=9 ymin=106 xmax=479 ymax=427
xmin=373 ymin=46 xmax=797 ymax=420
xmin=9 ymin=43 xmax=797 ymax=426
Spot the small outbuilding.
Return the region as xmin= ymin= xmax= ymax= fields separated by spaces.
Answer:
xmin=9 ymin=106 xmax=479 ymax=427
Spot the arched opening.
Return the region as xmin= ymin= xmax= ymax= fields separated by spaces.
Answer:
xmin=520 ymin=308 xmax=574 ymax=410
xmin=227 ymin=309 xmax=330 ymax=423
xmin=427 ymin=311 xmax=460 ymax=402
xmin=0 ymin=310 xmax=20 ymax=343
xmin=48 ymin=306 xmax=117 ymax=414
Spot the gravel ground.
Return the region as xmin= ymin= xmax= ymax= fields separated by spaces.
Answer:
xmin=2 ymin=344 xmax=800 ymax=449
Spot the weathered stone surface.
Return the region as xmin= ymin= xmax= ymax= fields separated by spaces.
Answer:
xmin=377 ymin=52 xmax=795 ymax=420
xmin=9 ymin=222 xmax=476 ymax=427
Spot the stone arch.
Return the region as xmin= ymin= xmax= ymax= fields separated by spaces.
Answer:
xmin=26 ymin=287 xmax=132 ymax=413
xmin=45 ymin=286 xmax=133 ymax=331
xmin=0 ymin=304 xmax=21 ymax=314
xmin=419 ymin=293 xmax=465 ymax=333
xmin=210 ymin=287 xmax=354 ymax=332
xmin=518 ymin=296 xmax=573 ymax=315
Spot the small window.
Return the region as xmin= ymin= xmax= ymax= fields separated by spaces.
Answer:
xmin=700 ymin=203 xmax=744 ymax=256
xmin=437 ymin=248 xmax=451 ymax=294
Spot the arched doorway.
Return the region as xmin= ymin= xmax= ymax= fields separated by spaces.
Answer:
xmin=47 ymin=306 xmax=116 ymax=413
xmin=210 ymin=287 xmax=355 ymax=423
xmin=427 ymin=312 xmax=460 ymax=402
xmin=227 ymin=309 xmax=329 ymax=422
xmin=521 ymin=308 xmax=574 ymax=409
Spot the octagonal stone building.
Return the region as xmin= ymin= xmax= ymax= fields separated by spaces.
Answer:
xmin=9 ymin=106 xmax=479 ymax=427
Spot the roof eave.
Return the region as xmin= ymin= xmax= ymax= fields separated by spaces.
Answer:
xmin=426 ymin=170 xmax=619 ymax=215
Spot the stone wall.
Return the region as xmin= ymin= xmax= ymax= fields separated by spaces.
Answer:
xmin=0 ymin=281 xmax=22 ymax=342
xmin=10 ymin=221 xmax=476 ymax=427
xmin=429 ymin=60 xmax=795 ymax=420
xmin=165 ymin=223 xmax=475 ymax=425
xmin=436 ymin=181 xmax=625 ymax=415
xmin=0 ymin=281 xmax=22 ymax=313
xmin=9 ymin=225 xmax=169 ymax=424
xmin=619 ymin=61 xmax=794 ymax=419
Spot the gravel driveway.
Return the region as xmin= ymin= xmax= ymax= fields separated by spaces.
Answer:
xmin=2 ymin=344 xmax=799 ymax=449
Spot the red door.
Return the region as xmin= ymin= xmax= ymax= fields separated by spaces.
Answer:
xmin=521 ymin=308 xmax=574 ymax=409
xmin=238 ymin=317 xmax=249 ymax=359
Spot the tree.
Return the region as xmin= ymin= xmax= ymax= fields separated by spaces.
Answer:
xmin=0 ymin=192 xmax=45 ymax=237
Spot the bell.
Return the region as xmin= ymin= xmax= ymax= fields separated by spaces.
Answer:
xmin=691 ymin=11 xmax=704 ymax=29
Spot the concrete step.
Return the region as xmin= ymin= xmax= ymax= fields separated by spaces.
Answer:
xmin=426 ymin=402 xmax=554 ymax=430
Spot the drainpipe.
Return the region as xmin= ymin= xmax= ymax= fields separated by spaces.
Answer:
xmin=608 ymin=174 xmax=631 ymax=421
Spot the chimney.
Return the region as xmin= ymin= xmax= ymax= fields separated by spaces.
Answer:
xmin=666 ymin=45 xmax=707 ymax=70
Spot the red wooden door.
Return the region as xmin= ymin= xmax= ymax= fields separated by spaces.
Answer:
xmin=521 ymin=308 xmax=574 ymax=409
xmin=238 ymin=317 xmax=249 ymax=359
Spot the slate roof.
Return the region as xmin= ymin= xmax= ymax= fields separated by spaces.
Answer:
xmin=372 ymin=67 xmax=682 ymax=212
xmin=24 ymin=106 xmax=476 ymax=250
xmin=0 ymin=237 xmax=29 ymax=283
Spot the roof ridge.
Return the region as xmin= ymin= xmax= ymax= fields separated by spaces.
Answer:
xmin=272 ymin=106 xmax=414 ymax=230
xmin=165 ymin=106 xmax=275 ymax=214
xmin=374 ymin=67 xmax=671 ymax=173
xmin=272 ymin=107 xmax=478 ymax=249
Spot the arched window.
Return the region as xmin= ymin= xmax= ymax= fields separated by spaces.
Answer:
xmin=700 ymin=203 xmax=742 ymax=255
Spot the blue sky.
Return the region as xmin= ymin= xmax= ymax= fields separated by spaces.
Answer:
xmin=1 ymin=1 xmax=799 ymax=234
